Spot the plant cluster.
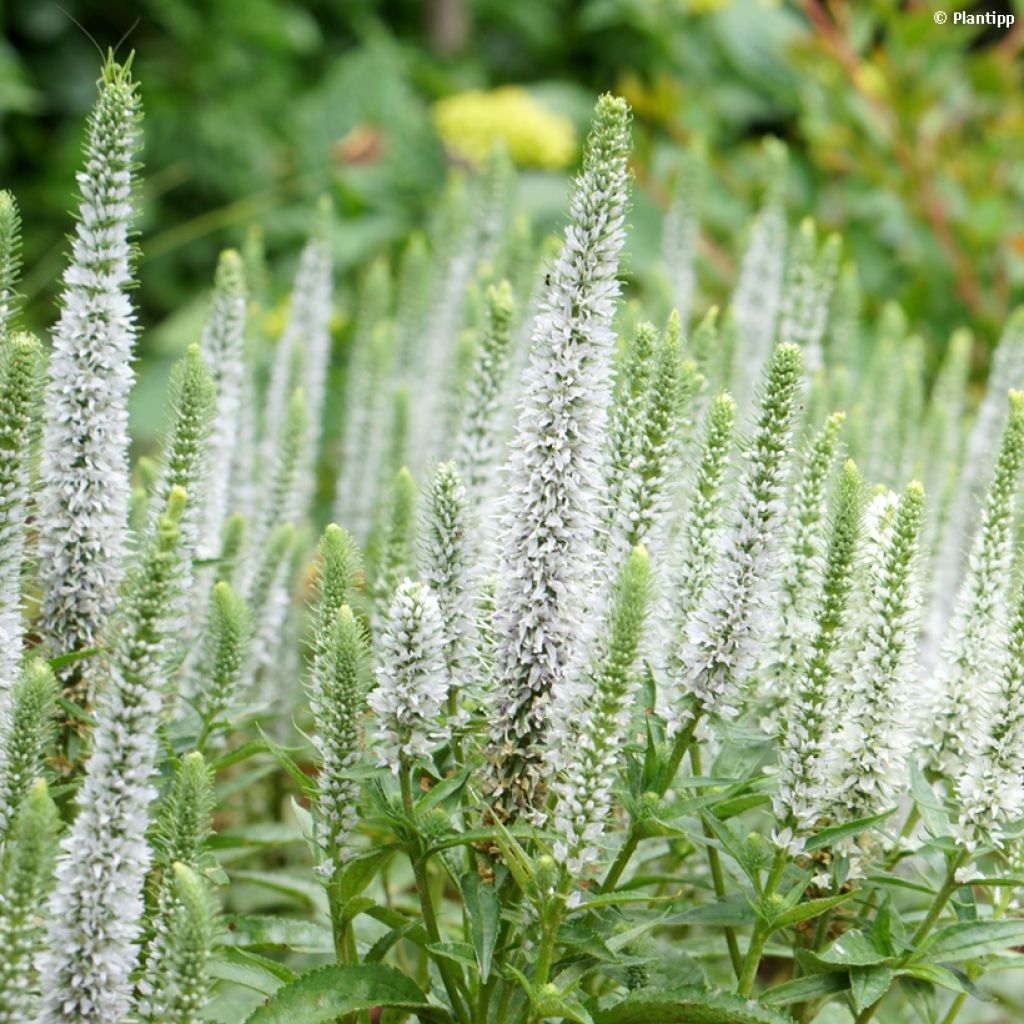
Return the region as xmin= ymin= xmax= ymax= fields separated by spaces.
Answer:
xmin=3 ymin=55 xmax=1024 ymax=1024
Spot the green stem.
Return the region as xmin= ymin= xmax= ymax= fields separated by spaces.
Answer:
xmin=601 ymin=711 xmax=702 ymax=892
xmin=940 ymin=992 xmax=967 ymax=1024
xmin=400 ymin=762 xmax=472 ymax=1024
xmin=854 ymin=849 xmax=969 ymax=1024
xmin=691 ymin=742 xmax=743 ymax=979
xmin=737 ymin=848 xmax=788 ymax=998
xmin=534 ymin=874 xmax=573 ymax=992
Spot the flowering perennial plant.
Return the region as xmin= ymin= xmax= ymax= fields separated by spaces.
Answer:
xmin=4 ymin=63 xmax=1024 ymax=1024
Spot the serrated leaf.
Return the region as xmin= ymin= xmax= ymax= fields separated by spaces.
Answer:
xmin=921 ymin=919 xmax=1024 ymax=962
xmin=242 ymin=963 xmax=451 ymax=1023
xmin=803 ymin=810 xmax=895 ymax=852
xmin=462 ymin=872 xmax=499 ymax=982
xmin=850 ymin=965 xmax=893 ymax=1013
xmin=594 ymin=987 xmax=789 ymax=1023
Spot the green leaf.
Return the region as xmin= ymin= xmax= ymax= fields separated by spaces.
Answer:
xmin=699 ymin=811 xmax=756 ymax=881
xmin=242 ymin=964 xmax=451 ymax=1023
xmin=921 ymin=919 xmax=1024 ymax=962
xmin=417 ymin=766 xmax=470 ymax=814
xmin=670 ymin=896 xmax=756 ymax=927
xmin=771 ymin=892 xmax=853 ymax=930
xmin=208 ymin=949 xmax=295 ymax=995
xmin=230 ymin=870 xmax=328 ymax=914
xmin=55 ymin=697 xmax=96 ymax=727
xmin=594 ymin=987 xmax=790 ymax=1023
xmin=426 ymin=941 xmax=477 ymax=969
xmin=461 ymin=872 xmax=499 ymax=982
xmin=897 ymin=963 xmax=969 ymax=994
xmin=336 ymin=846 xmax=397 ymax=903
xmin=256 ymin=726 xmax=315 ymax=798
xmin=850 ymin=965 xmax=893 ymax=1013
xmin=48 ymin=646 xmax=104 ymax=671
xmin=212 ymin=739 xmax=271 ymax=772
xmin=803 ymin=810 xmax=895 ymax=852
xmin=537 ymin=992 xmax=593 ymax=1024
xmin=211 ymin=823 xmax=306 ymax=849
xmin=221 ymin=914 xmax=334 ymax=954
xmin=909 ymin=759 xmax=951 ymax=838
xmin=811 ymin=931 xmax=890 ymax=967
xmin=761 ymin=972 xmax=849 ymax=1006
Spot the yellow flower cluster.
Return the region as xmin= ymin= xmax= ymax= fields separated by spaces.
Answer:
xmin=433 ymin=86 xmax=576 ymax=169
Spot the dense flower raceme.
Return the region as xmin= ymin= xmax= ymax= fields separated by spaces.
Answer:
xmin=368 ymin=579 xmax=448 ymax=772
xmin=486 ymin=94 xmax=631 ymax=820
xmin=37 ymin=58 xmax=142 ymax=697
xmin=5 ymin=74 xmax=1024 ymax=1024
xmin=39 ymin=489 xmax=189 ymax=1024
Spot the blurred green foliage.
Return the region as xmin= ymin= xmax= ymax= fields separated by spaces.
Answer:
xmin=3 ymin=0 xmax=1024 ymax=384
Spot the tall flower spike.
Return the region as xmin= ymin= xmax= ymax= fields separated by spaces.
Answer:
xmin=159 ymin=863 xmax=217 ymax=1024
xmin=606 ymin=315 xmax=698 ymax=562
xmin=778 ymin=219 xmax=840 ymax=374
xmin=419 ymin=462 xmax=473 ymax=692
xmin=311 ymin=604 xmax=368 ymax=875
xmin=603 ymin=324 xmax=657 ymax=539
xmin=775 ymin=460 xmax=863 ymax=832
xmin=0 ymin=658 xmax=56 ymax=838
xmin=767 ymin=411 xmax=845 ymax=705
xmin=454 ymin=280 xmax=515 ymax=507
xmin=0 ymin=780 xmax=60 ymax=1024
xmin=306 ymin=526 xmax=364 ymax=868
xmin=0 ymin=332 xmax=42 ymax=702
xmin=662 ymin=151 xmax=702 ymax=327
xmin=372 ymin=467 xmax=416 ymax=622
xmin=334 ymin=263 xmax=394 ymax=541
xmin=665 ymin=391 xmax=736 ymax=726
xmin=197 ymin=250 xmax=248 ymax=559
xmin=192 ymin=582 xmax=250 ymax=735
xmin=393 ymin=232 xmax=432 ymax=368
xmin=830 ymin=481 xmax=925 ymax=825
xmin=935 ymin=309 xmax=1024 ymax=631
xmin=730 ymin=139 xmax=787 ymax=418
xmin=245 ymin=522 xmax=295 ymax=679
xmin=0 ymin=191 xmax=22 ymax=339
xmin=682 ymin=343 xmax=803 ymax=719
xmin=486 ymin=94 xmax=631 ymax=820
xmin=39 ymin=488 xmax=188 ymax=1024
xmin=957 ymin=581 xmax=1024 ymax=848
xmin=136 ymin=752 xmax=215 ymax=1024
xmin=261 ymin=201 xmax=333 ymax=463
xmin=257 ymin=387 xmax=309 ymax=551
xmin=152 ymin=345 xmax=215 ymax=554
xmin=368 ymin=579 xmax=447 ymax=772
xmin=550 ymin=546 xmax=652 ymax=875
xmin=930 ymin=391 xmax=1024 ymax=774
xmin=37 ymin=57 xmax=142 ymax=697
